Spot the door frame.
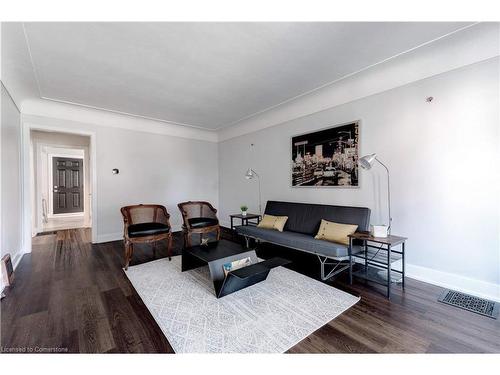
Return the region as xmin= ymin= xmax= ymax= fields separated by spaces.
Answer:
xmin=33 ymin=144 xmax=89 ymax=234
xmin=22 ymin=121 xmax=98 ymax=253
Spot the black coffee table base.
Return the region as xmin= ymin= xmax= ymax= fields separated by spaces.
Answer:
xmin=182 ymin=240 xmax=290 ymax=298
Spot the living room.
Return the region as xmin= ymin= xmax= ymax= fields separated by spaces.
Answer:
xmin=1 ymin=0 xmax=499 ymax=373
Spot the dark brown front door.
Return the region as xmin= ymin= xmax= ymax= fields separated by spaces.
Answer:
xmin=52 ymin=157 xmax=84 ymax=214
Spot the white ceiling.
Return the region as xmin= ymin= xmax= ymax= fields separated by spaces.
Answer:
xmin=13 ymin=22 xmax=472 ymax=129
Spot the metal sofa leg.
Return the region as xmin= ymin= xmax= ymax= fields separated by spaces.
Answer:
xmin=244 ymin=236 xmax=250 ymax=249
xmin=317 ymin=255 xmax=350 ymax=281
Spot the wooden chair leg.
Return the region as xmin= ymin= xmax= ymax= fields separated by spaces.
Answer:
xmin=185 ymin=231 xmax=192 ymax=248
xmin=124 ymin=241 xmax=131 ymax=270
xmin=216 ymin=226 xmax=221 ymax=241
xmin=167 ymin=234 xmax=173 ymax=261
xmin=128 ymin=243 xmax=134 ymax=268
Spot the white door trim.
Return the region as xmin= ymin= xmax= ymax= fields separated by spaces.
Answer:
xmin=33 ymin=144 xmax=90 ymax=233
xmin=22 ymin=121 xmax=98 ymax=253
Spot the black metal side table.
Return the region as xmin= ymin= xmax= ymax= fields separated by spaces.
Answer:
xmin=348 ymin=232 xmax=407 ymax=299
xmin=229 ymin=213 xmax=261 ymax=230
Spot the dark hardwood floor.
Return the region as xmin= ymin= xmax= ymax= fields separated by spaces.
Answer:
xmin=1 ymin=228 xmax=499 ymax=353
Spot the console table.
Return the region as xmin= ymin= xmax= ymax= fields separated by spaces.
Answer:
xmin=348 ymin=232 xmax=407 ymax=299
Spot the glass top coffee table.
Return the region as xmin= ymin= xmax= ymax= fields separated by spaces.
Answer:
xmin=182 ymin=239 xmax=289 ymax=298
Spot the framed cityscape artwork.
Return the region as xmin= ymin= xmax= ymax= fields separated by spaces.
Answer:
xmin=291 ymin=121 xmax=359 ymax=187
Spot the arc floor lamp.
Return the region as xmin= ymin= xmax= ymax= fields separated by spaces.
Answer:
xmin=359 ymin=153 xmax=392 ymax=235
xmin=245 ymin=168 xmax=262 ymax=215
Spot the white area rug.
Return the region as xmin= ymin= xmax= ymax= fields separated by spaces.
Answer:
xmin=124 ymin=256 xmax=359 ymax=353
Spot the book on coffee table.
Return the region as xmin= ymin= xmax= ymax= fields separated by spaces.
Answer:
xmin=222 ymin=257 xmax=252 ymax=276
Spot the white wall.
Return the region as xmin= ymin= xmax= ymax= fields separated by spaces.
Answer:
xmin=23 ymin=111 xmax=219 ymax=243
xmin=219 ymin=58 xmax=500 ymax=300
xmin=1 ymin=83 xmax=23 ymax=272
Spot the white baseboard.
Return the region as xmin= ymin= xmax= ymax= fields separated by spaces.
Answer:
xmin=170 ymin=224 xmax=182 ymax=233
xmin=95 ymin=232 xmax=123 ymax=243
xmin=220 ymin=221 xmax=231 ymax=229
xmin=44 ymin=224 xmax=91 ymax=231
xmin=12 ymin=251 xmax=23 ymax=270
xmin=406 ymin=263 xmax=500 ymax=302
xmin=95 ymin=224 xmax=183 ymax=244
xmin=350 ymin=256 xmax=499 ymax=302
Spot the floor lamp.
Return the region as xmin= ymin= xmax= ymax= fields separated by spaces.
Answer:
xmin=359 ymin=153 xmax=392 ymax=235
xmin=245 ymin=168 xmax=262 ymax=215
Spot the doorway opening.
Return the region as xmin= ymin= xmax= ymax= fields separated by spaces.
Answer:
xmin=30 ymin=130 xmax=92 ymax=234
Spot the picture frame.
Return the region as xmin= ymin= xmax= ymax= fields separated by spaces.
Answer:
xmin=291 ymin=120 xmax=360 ymax=188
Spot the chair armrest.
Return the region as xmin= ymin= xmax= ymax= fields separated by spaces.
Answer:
xmin=159 ymin=206 xmax=172 ymax=229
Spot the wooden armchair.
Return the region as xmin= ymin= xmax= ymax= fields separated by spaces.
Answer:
xmin=121 ymin=204 xmax=173 ymax=269
xmin=177 ymin=201 xmax=220 ymax=248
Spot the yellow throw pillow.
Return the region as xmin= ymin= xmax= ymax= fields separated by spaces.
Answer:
xmin=257 ymin=214 xmax=288 ymax=232
xmin=314 ymin=219 xmax=358 ymax=245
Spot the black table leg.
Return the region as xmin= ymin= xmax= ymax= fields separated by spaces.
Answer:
xmin=182 ymin=249 xmax=207 ymax=272
xmin=387 ymin=245 xmax=391 ymax=299
xmin=348 ymin=237 xmax=353 ymax=285
xmin=230 ymin=216 xmax=235 ymax=240
xmin=364 ymin=240 xmax=368 ymax=272
xmin=402 ymin=242 xmax=405 ymax=290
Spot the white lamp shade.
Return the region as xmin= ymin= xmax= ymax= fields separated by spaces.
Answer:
xmin=359 ymin=153 xmax=377 ymax=170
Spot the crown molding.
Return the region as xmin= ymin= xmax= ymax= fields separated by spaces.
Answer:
xmin=14 ymin=23 xmax=499 ymax=144
xmin=217 ymin=23 xmax=500 ymax=142
xmin=21 ymin=98 xmax=219 ymax=142
xmin=39 ymin=96 xmax=214 ymax=131
xmin=21 ymin=22 xmax=217 ymax=134
xmin=215 ymin=23 xmax=477 ymax=131
xmin=1 ymin=81 xmax=21 ymax=113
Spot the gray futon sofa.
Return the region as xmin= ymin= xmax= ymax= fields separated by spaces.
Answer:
xmin=235 ymin=200 xmax=371 ymax=280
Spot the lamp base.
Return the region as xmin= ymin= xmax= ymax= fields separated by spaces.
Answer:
xmin=371 ymin=225 xmax=389 ymax=238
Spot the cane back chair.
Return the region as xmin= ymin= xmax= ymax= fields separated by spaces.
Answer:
xmin=177 ymin=201 xmax=220 ymax=248
xmin=121 ymin=204 xmax=173 ymax=269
